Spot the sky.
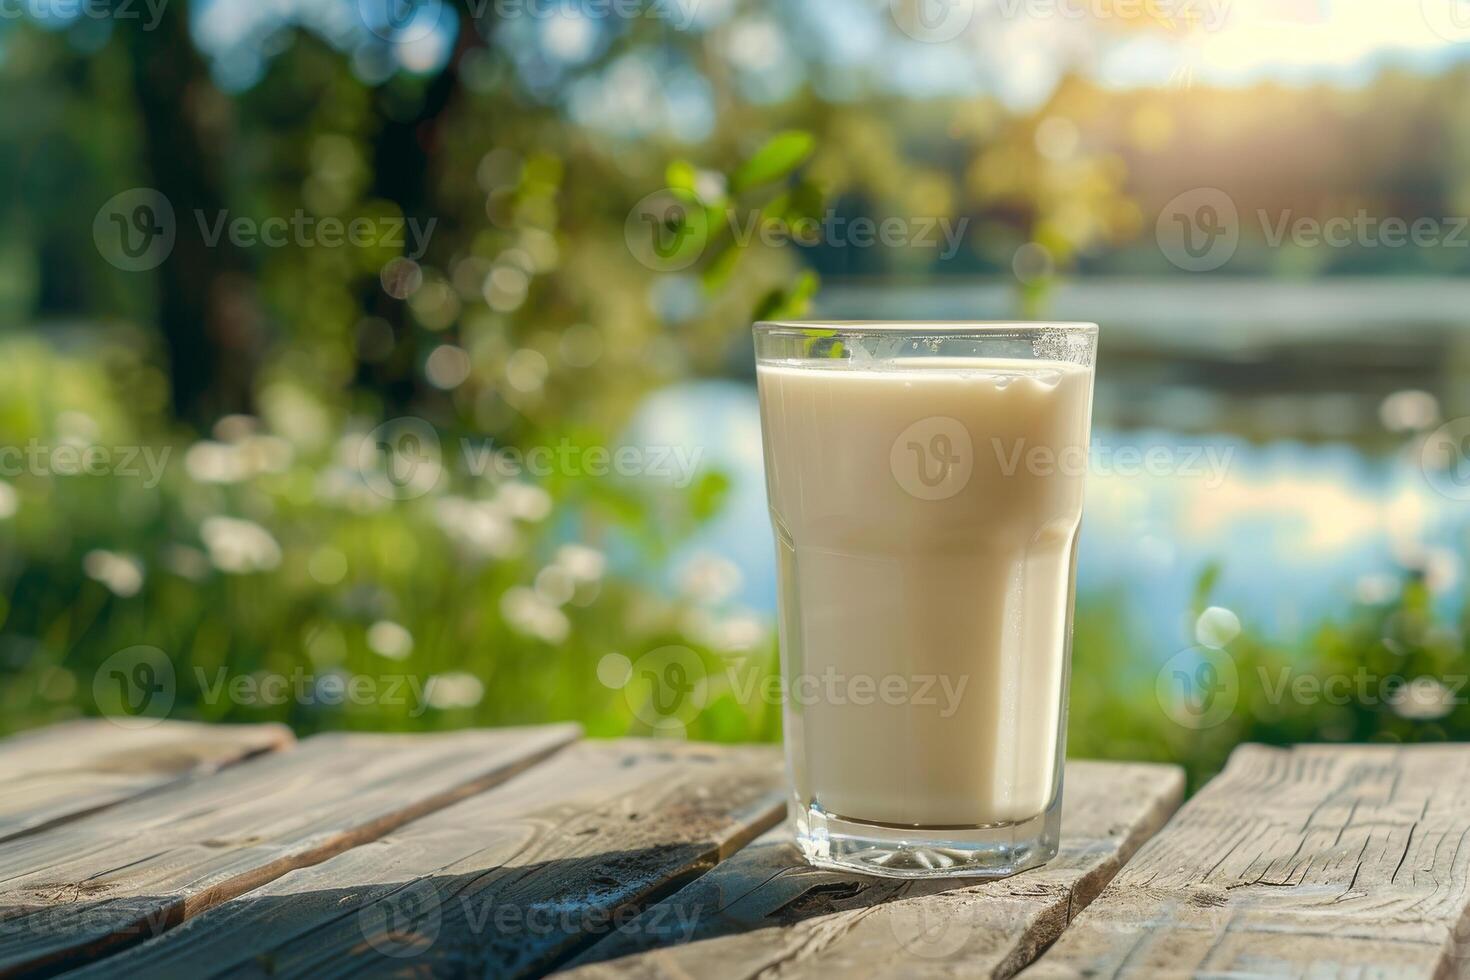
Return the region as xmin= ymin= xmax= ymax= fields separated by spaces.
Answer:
xmin=16 ymin=0 xmax=1470 ymax=110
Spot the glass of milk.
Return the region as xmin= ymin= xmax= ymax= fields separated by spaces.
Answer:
xmin=755 ymin=321 xmax=1098 ymax=878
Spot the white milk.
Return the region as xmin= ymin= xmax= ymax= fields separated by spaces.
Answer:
xmin=757 ymin=357 xmax=1093 ymax=827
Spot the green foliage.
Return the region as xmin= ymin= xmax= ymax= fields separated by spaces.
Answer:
xmin=730 ymin=131 xmax=817 ymax=194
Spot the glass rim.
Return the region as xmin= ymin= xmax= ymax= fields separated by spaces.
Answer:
xmin=754 ymin=320 xmax=1099 ymax=336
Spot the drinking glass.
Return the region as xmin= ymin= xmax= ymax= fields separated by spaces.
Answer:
xmin=754 ymin=321 xmax=1099 ymax=878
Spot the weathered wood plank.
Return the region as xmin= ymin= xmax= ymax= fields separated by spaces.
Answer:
xmin=562 ymin=759 xmax=1185 ymax=980
xmin=63 ymin=739 xmax=786 ymax=980
xmin=0 ymin=721 xmax=293 ymax=844
xmin=1022 ymin=744 xmax=1470 ymax=979
xmin=0 ymin=724 xmax=579 ymax=978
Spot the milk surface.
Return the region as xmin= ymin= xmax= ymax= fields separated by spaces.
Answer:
xmin=757 ymin=356 xmax=1093 ymax=826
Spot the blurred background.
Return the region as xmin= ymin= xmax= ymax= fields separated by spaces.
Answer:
xmin=3 ymin=0 xmax=1469 ymax=788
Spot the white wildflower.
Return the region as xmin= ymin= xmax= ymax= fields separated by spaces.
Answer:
xmin=1390 ymin=677 xmax=1455 ymax=721
xmin=436 ymin=497 xmax=519 ymax=558
xmin=427 ymin=671 xmax=485 ymax=710
xmin=556 ymin=544 xmax=606 ymax=582
xmin=500 ymin=586 xmax=571 ymax=644
xmin=201 ymin=516 xmax=283 ymax=574
xmin=677 ymin=552 xmax=742 ymax=605
xmin=82 ymin=550 xmax=145 ymax=597
xmin=496 ymin=482 xmax=552 ymax=522
xmin=367 ymin=620 xmax=414 ymax=661
xmin=534 ymin=565 xmax=577 ymax=606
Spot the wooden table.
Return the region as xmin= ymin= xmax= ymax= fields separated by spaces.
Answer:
xmin=1 ymin=722 xmax=1467 ymax=978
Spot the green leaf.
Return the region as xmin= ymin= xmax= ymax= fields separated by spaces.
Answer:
xmin=752 ymin=269 xmax=820 ymax=322
xmin=689 ymin=470 xmax=732 ymax=523
xmin=701 ymin=240 xmax=744 ymax=291
xmin=731 ymin=131 xmax=816 ymax=194
xmin=1192 ymin=562 xmax=1222 ymax=614
xmin=665 ymin=159 xmax=697 ymax=193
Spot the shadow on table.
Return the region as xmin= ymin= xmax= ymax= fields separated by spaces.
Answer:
xmin=5 ymin=838 xmax=990 ymax=978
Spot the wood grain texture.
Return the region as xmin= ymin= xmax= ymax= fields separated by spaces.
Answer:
xmin=1022 ymin=743 xmax=1470 ymax=979
xmin=0 ymin=725 xmax=578 ymax=979
xmin=66 ymin=739 xmax=786 ymax=980
xmin=562 ymin=760 xmax=1185 ymax=980
xmin=0 ymin=721 xmax=293 ymax=843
